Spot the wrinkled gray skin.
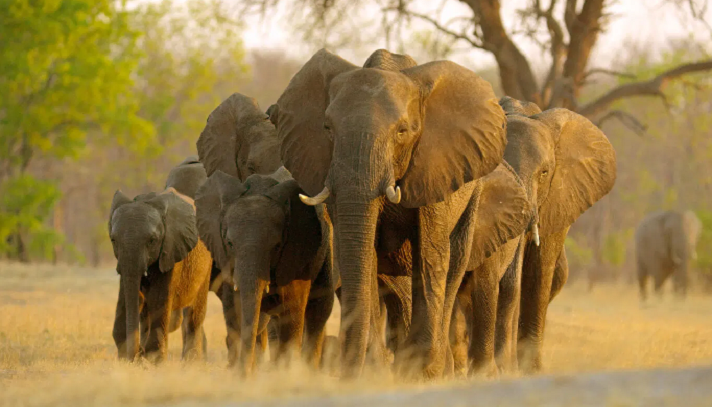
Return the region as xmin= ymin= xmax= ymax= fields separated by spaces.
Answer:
xmin=636 ymin=210 xmax=701 ymax=300
xmin=497 ymin=96 xmax=617 ymax=373
xmin=109 ymin=189 xmax=212 ymax=363
xmin=195 ymin=167 xmax=334 ymax=375
xmin=274 ymin=49 xmax=509 ymax=378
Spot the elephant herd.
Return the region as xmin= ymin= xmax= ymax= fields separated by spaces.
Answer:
xmin=109 ymin=49 xmax=618 ymax=380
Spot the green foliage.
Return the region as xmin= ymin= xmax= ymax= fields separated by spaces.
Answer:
xmin=693 ymin=210 xmax=712 ymax=274
xmin=601 ymin=230 xmax=630 ymax=268
xmin=565 ymin=236 xmax=593 ymax=270
xmin=0 ymin=0 xmax=153 ymax=174
xmin=0 ymin=175 xmax=61 ymax=258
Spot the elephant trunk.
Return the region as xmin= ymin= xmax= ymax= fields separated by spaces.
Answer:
xmin=233 ymin=247 xmax=269 ymax=375
xmin=117 ymin=249 xmax=145 ymax=361
xmin=334 ymin=196 xmax=380 ymax=378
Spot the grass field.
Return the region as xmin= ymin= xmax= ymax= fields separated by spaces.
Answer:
xmin=1 ymin=262 xmax=711 ymax=406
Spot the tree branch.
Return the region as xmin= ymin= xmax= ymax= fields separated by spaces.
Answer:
xmin=384 ymin=6 xmax=486 ymax=49
xmin=460 ymin=0 xmax=541 ymax=104
xmin=577 ymin=60 xmax=712 ymax=119
xmin=584 ymin=68 xmax=636 ymax=80
xmin=595 ymin=110 xmax=647 ymax=137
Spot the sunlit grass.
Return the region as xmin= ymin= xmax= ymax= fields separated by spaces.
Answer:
xmin=1 ymin=262 xmax=711 ymax=406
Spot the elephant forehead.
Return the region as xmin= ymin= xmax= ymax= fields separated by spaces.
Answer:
xmin=228 ymin=196 xmax=283 ymax=224
xmin=330 ymin=69 xmax=416 ymax=109
xmin=111 ymin=203 xmax=161 ymax=235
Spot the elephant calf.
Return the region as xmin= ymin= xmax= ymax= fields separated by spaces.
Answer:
xmin=636 ymin=210 xmax=701 ymax=300
xmin=109 ymin=188 xmax=213 ymax=363
xmin=195 ymin=167 xmax=334 ymax=375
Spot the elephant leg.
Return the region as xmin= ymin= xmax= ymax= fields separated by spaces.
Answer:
xmin=468 ymin=261 xmax=500 ymax=377
xmin=144 ymin=271 xmax=173 ymax=363
xmin=303 ymin=262 xmax=335 ymax=369
xmin=112 ymin=280 xmax=128 ymax=359
xmin=367 ymin=261 xmax=388 ymax=368
xmin=139 ymin=298 xmax=150 ymax=355
xmin=653 ymin=273 xmax=666 ymax=299
xmin=268 ymin=317 xmax=279 ymax=363
xmin=495 ymin=238 xmax=524 ymax=374
xmin=637 ymin=265 xmax=648 ymax=302
xmin=549 ymin=246 xmax=568 ymax=304
xmin=181 ymin=275 xmax=210 ymax=362
xmin=518 ymin=228 xmax=568 ymax=374
xmin=449 ymin=294 xmax=469 ymax=378
xmin=276 ymin=279 xmax=310 ymax=365
xmin=219 ymin=282 xmax=241 ymax=367
xmin=402 ymin=198 xmax=475 ymax=379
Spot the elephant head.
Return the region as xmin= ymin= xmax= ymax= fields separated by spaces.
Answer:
xmin=276 ymin=48 xmax=506 ymax=207
xmin=165 ymin=156 xmax=207 ymax=199
xmin=196 ymin=93 xmax=281 ymax=181
xmin=499 ymin=96 xmax=617 ymax=238
xmin=108 ymin=189 xmax=198 ymax=359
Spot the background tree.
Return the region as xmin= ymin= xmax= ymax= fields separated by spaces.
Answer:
xmin=0 ymin=0 xmax=151 ymax=261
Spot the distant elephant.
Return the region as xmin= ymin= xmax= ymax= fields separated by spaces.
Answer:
xmin=195 ymin=167 xmax=334 ymax=375
xmin=109 ymin=188 xmax=213 ymax=363
xmin=497 ymin=96 xmax=617 ymax=373
xmin=274 ymin=48 xmax=508 ymax=378
xmin=450 ymin=162 xmax=532 ymax=377
xmin=635 ymin=210 xmax=701 ymax=300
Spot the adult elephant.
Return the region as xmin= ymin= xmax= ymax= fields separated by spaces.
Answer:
xmin=273 ymin=48 xmax=508 ymax=378
xmin=498 ymin=96 xmax=617 ymax=373
xmin=635 ymin=210 xmax=701 ymax=300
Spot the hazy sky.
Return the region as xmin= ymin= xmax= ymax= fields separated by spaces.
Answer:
xmin=238 ymin=0 xmax=711 ymax=68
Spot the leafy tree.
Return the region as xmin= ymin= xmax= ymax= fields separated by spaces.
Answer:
xmin=0 ymin=0 xmax=151 ymax=261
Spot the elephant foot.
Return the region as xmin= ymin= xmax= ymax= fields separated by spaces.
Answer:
xmin=394 ymin=343 xmax=445 ymax=380
xmin=468 ymin=359 xmax=499 ymax=379
xmin=517 ymin=339 xmax=543 ymax=375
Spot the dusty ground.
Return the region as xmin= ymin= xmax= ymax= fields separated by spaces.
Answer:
xmin=1 ymin=263 xmax=712 ymax=406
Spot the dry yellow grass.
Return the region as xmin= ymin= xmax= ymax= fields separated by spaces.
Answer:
xmin=1 ymin=262 xmax=711 ymax=406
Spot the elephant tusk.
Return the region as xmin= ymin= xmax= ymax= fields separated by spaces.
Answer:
xmin=385 ymin=185 xmax=401 ymax=204
xmin=532 ymin=223 xmax=540 ymax=247
xmin=265 ymin=285 xmax=270 ymax=294
xmin=299 ymin=187 xmax=330 ymax=206
xmin=233 ymin=283 xmax=238 ymax=292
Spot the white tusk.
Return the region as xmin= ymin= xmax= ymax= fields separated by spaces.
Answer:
xmin=265 ymin=285 xmax=270 ymax=294
xmin=233 ymin=283 xmax=238 ymax=291
xmin=386 ymin=185 xmax=401 ymax=204
xmin=144 ymin=271 xmax=148 ymax=277
xmin=299 ymin=186 xmax=330 ymax=206
xmin=532 ymin=223 xmax=540 ymax=247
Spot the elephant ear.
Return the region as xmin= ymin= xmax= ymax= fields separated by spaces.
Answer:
xmin=266 ymin=180 xmax=323 ymax=286
xmin=196 ymin=93 xmax=271 ymax=178
xmin=165 ymin=157 xmax=207 ymax=199
xmin=266 ymin=104 xmax=279 ymax=127
xmin=145 ymin=191 xmax=199 ymax=273
xmin=535 ymin=108 xmax=617 ymax=235
xmin=108 ymin=190 xmax=133 ymax=254
xmin=399 ymin=61 xmax=507 ymax=207
xmin=363 ymin=49 xmax=417 ymax=71
xmin=195 ymin=171 xmax=246 ymax=269
xmin=276 ymin=49 xmax=358 ymax=196
xmin=470 ymin=162 xmax=532 ymax=266
xmin=499 ymin=96 xmax=542 ymax=116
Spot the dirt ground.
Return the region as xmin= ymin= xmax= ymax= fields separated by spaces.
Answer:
xmin=1 ymin=262 xmax=712 ymax=406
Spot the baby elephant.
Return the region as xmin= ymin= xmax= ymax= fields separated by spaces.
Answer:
xmin=636 ymin=210 xmax=701 ymax=300
xmin=109 ymin=188 xmax=213 ymax=362
xmin=195 ymin=167 xmax=334 ymax=375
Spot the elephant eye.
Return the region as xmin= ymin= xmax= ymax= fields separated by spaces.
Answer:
xmin=323 ymin=121 xmax=331 ymax=131
xmin=227 ymin=240 xmax=234 ymax=249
